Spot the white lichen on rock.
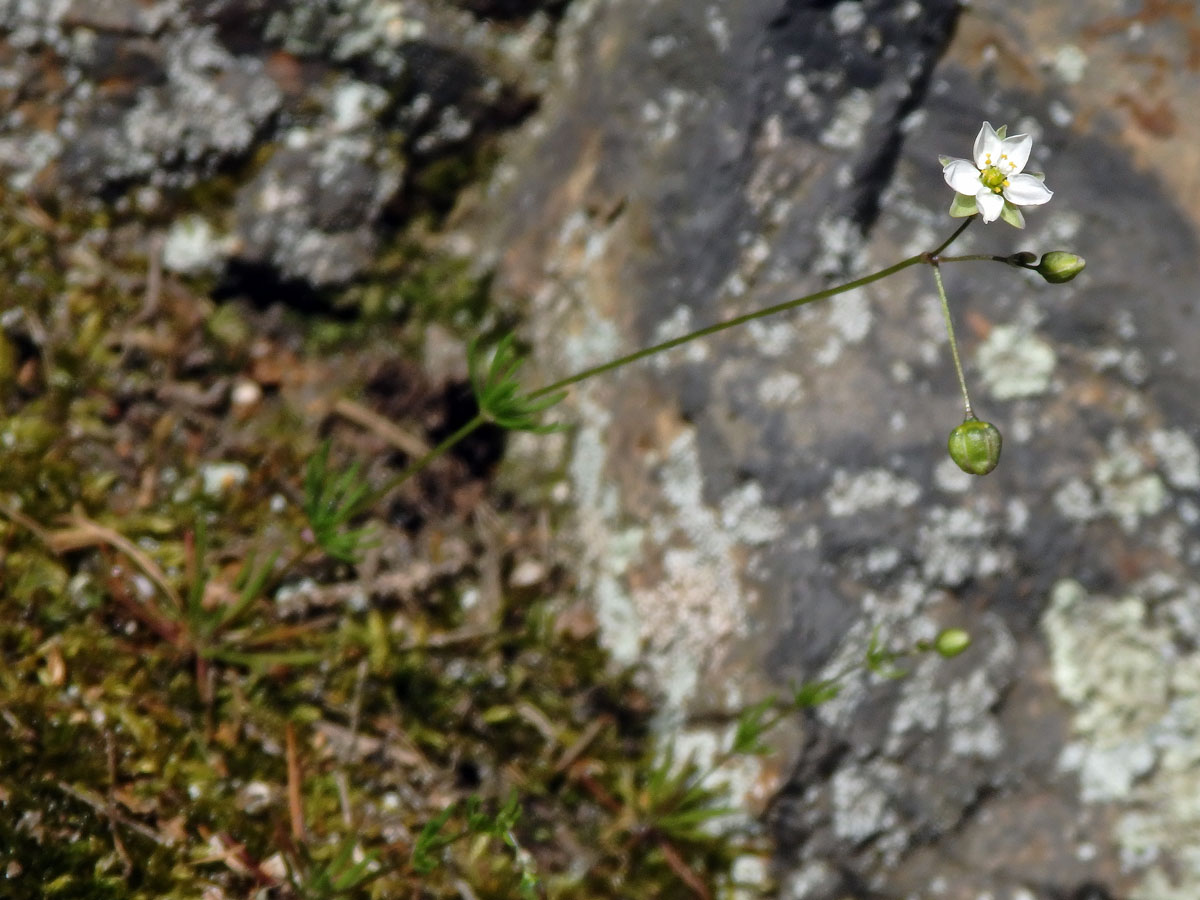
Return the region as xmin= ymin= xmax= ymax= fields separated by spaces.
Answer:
xmin=827 ymin=288 xmax=873 ymax=344
xmin=1150 ymin=428 xmax=1200 ymax=490
xmin=163 ymin=215 xmax=234 ymax=275
xmin=830 ymin=761 xmax=900 ymax=843
xmin=825 ymin=468 xmax=921 ymax=517
xmin=917 ymin=504 xmax=1013 ymax=587
xmin=1093 ymin=431 xmax=1168 ymax=533
xmin=830 ymin=1 xmax=866 ymax=35
xmin=820 ymin=88 xmax=873 ymax=151
xmin=1043 ymin=578 xmax=1200 ymax=898
xmin=977 ymin=324 xmax=1057 ymax=400
xmin=1053 ymin=476 xmax=1099 ymax=522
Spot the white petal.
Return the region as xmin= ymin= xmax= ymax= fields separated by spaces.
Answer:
xmin=1003 ymin=173 xmax=1053 ymax=206
xmin=976 ymin=190 xmax=1004 ymax=223
xmin=973 ymin=122 xmax=1003 ymax=170
xmin=998 ymin=133 xmax=1032 ymax=174
xmin=943 ymin=158 xmax=981 ymax=194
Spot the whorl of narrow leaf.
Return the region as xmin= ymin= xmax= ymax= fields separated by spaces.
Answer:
xmin=302 ymin=440 xmax=378 ymax=563
xmin=468 ymin=334 xmax=567 ymax=434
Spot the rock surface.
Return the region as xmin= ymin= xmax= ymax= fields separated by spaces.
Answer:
xmin=477 ymin=1 xmax=1200 ymax=898
xmin=5 ymin=0 xmax=1200 ymax=898
xmin=0 ymin=0 xmax=549 ymax=288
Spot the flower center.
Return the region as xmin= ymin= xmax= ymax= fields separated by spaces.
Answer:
xmin=979 ymin=165 xmax=1008 ymax=193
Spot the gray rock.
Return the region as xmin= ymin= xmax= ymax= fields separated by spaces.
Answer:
xmin=0 ymin=0 xmax=548 ymax=287
xmin=231 ymin=123 xmax=402 ymax=287
xmin=474 ymin=0 xmax=1200 ymax=896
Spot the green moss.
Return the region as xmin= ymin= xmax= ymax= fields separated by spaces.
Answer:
xmin=0 ymin=174 xmax=747 ymax=900
xmin=330 ymin=237 xmax=491 ymax=333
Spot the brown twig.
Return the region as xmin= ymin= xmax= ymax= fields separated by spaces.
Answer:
xmin=20 ymin=509 xmax=185 ymax=612
xmin=336 ymin=658 xmax=369 ymax=828
xmin=101 ymin=562 xmax=184 ymax=647
xmin=105 ymin=729 xmax=134 ymax=878
xmin=554 ymin=716 xmax=611 ymax=774
xmin=286 ymin=721 xmax=307 ymax=843
xmin=332 ymin=397 xmax=432 ymax=459
xmin=656 ymin=840 xmax=712 ymax=900
xmin=133 ymin=233 xmax=164 ymax=326
xmin=55 ymin=780 xmax=171 ymax=846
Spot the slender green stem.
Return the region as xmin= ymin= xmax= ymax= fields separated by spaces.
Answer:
xmin=528 ymin=267 xmax=907 ymax=398
xmin=529 ymin=220 xmax=975 ymax=400
xmin=372 ymin=413 xmax=487 ymax=500
xmin=686 ymin=637 xmax=924 ymax=794
xmin=380 ymin=219 xmax=977 ymax=490
xmin=937 ymin=254 xmax=1009 ymax=264
xmin=930 ymin=263 xmax=974 ymax=419
xmin=929 ymin=217 xmax=974 ymax=257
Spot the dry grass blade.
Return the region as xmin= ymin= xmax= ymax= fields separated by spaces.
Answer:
xmin=287 ymin=721 xmax=307 ymax=843
xmin=333 ymin=397 xmax=432 ymax=459
xmin=1 ymin=504 xmax=183 ymax=611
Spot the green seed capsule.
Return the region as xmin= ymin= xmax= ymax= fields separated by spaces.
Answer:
xmin=947 ymin=417 xmax=1002 ymax=476
xmin=1035 ymin=251 xmax=1086 ymax=284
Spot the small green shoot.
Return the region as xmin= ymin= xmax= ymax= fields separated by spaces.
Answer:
xmin=411 ymin=803 xmax=458 ymax=875
xmin=864 ymin=626 xmax=907 ymax=680
xmin=186 ymin=518 xmax=279 ymax=643
xmin=468 ymin=334 xmax=566 ymax=433
xmin=285 ymin=837 xmax=386 ymax=899
xmin=792 ymin=678 xmax=841 ymax=708
xmin=410 ymin=793 xmax=539 ymax=894
xmin=730 ymin=696 xmax=778 ymax=757
xmin=178 ymin=519 xmax=325 ymax=673
xmin=302 ymin=440 xmax=378 ymax=564
xmin=637 ymin=743 xmax=736 ymax=844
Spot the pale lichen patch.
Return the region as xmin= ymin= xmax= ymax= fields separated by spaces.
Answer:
xmin=830 ymin=1 xmax=866 ymax=35
xmin=1093 ymin=432 xmax=1168 ymax=533
xmin=933 ymin=456 xmax=973 ymax=494
xmin=830 ymin=762 xmax=899 ymax=843
xmin=719 ymin=482 xmax=786 ymax=545
xmin=1053 ymin=477 xmax=1099 ymax=522
xmin=827 ymin=288 xmax=872 ymax=344
xmin=1043 ymin=579 xmax=1200 ymax=897
xmin=757 ymin=370 xmax=804 ymax=406
xmin=163 ymin=215 xmax=234 ymax=275
xmin=1150 ymin=428 xmax=1200 ymax=490
xmin=819 ymin=88 xmax=873 ymax=151
xmin=747 ymin=318 xmax=797 ymax=358
xmin=917 ymin=505 xmax=1013 ymax=587
xmin=825 ymin=468 xmax=921 ymax=517
xmin=578 ymin=425 xmax=784 ymax=723
xmin=1052 ymin=44 xmax=1088 ymax=85
xmin=977 ymin=324 xmax=1057 ymax=400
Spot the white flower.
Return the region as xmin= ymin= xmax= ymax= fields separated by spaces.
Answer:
xmin=940 ymin=121 xmax=1053 ymax=227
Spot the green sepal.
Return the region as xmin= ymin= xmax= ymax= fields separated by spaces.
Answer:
xmin=948 ymin=193 xmax=978 ymax=218
xmin=999 ymin=201 xmax=1025 ymax=229
xmin=995 ymin=124 xmax=1008 ymax=139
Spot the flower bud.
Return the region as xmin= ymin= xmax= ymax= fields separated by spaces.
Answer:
xmin=933 ymin=628 xmax=971 ymax=658
xmin=947 ymin=417 xmax=1002 ymax=476
xmin=1035 ymin=251 xmax=1085 ymax=284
